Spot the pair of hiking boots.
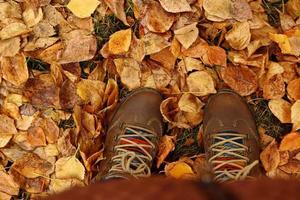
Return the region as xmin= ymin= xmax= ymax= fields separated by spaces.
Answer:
xmin=96 ymin=88 xmax=261 ymax=183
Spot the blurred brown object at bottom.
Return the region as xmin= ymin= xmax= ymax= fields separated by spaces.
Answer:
xmin=48 ymin=176 xmax=300 ymax=200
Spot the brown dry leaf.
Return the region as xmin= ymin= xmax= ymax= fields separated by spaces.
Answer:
xmin=187 ymin=71 xmax=216 ymax=97
xmin=269 ymin=33 xmax=300 ymax=56
xmin=286 ymin=0 xmax=300 ymax=18
xmin=165 ymin=161 xmax=195 ymax=179
xmin=291 ymin=101 xmax=300 ymax=131
xmin=231 ymin=0 xmax=253 ymax=22
xmin=144 ymin=1 xmax=174 ymax=33
xmin=104 ymin=0 xmax=128 ymax=25
xmin=0 ymin=37 xmax=20 ymax=57
xmin=36 ymin=42 xmax=64 ymax=64
xmin=268 ymin=99 xmax=292 ymax=123
xmin=287 ymin=78 xmax=300 ymax=100
xmin=225 ymin=22 xmax=251 ymax=50
xmin=67 ymin=0 xmax=100 ymax=18
xmin=108 ymin=29 xmax=132 ymax=55
xmin=49 ymin=178 xmax=84 ymax=194
xmin=279 ymin=151 xmax=289 ymax=166
xmin=260 ymin=139 xmax=280 ymax=172
xmin=59 ymin=30 xmax=97 ymax=64
xmin=158 ymin=0 xmax=191 ymax=13
xmin=0 ymin=171 xmax=19 ymax=195
xmin=258 ymin=127 xmax=273 ymax=148
xmin=24 ymin=74 xmax=60 ymax=108
xmin=143 ymin=33 xmax=171 ymax=55
xmin=263 ymin=75 xmax=285 ymax=100
xmin=160 ymin=97 xmax=179 ymax=124
xmin=279 ymin=132 xmax=300 ymax=151
xmin=114 ymin=58 xmax=141 ymax=90
xmin=55 ymin=155 xmax=85 ymax=181
xmin=129 ymin=36 xmax=145 ymax=62
xmin=175 ymin=23 xmax=199 ymax=49
xmin=150 ymin=47 xmax=176 ymax=71
xmin=0 ymin=114 xmax=17 ymax=135
xmin=156 ymin=135 xmax=175 ymax=168
xmin=182 ymin=39 xmax=227 ymax=67
xmin=0 ymin=22 xmax=30 ymax=40
xmin=11 ymin=153 xmax=53 ymax=179
xmin=1 ymin=54 xmax=29 ymax=86
xmin=40 ymin=118 xmax=59 ymax=144
xmin=221 ymin=65 xmax=258 ymax=96
xmin=60 ymin=79 xmax=79 ymax=110
xmin=76 ymin=79 xmax=105 ymax=111
xmin=178 ymin=93 xmax=203 ymax=113
xmin=27 ymin=126 xmax=47 ymax=148
xmin=102 ymin=78 xmax=119 ymax=111
xmin=279 ymin=160 xmax=300 ymax=174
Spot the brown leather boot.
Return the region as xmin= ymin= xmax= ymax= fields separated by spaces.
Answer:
xmin=203 ymin=90 xmax=260 ymax=183
xmin=95 ymin=88 xmax=164 ymax=180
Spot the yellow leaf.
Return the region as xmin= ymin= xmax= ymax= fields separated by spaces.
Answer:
xmin=55 ymin=156 xmax=85 ymax=181
xmin=165 ymin=161 xmax=195 ymax=179
xmin=67 ymin=0 xmax=100 ymax=18
xmin=269 ymin=33 xmax=292 ymax=54
xmin=291 ymin=101 xmax=300 ymax=131
xmin=260 ymin=139 xmax=280 ymax=172
xmin=0 ymin=22 xmax=30 ymax=40
xmin=108 ymin=29 xmax=132 ymax=55
xmin=279 ymin=132 xmax=300 ymax=152
xmin=268 ymin=99 xmax=291 ymax=123
xmin=114 ymin=58 xmax=141 ymax=90
xmin=0 ymin=171 xmax=19 ymax=195
xmin=225 ymin=22 xmax=251 ymax=50
xmin=186 ymin=71 xmax=216 ymax=96
xmin=174 ymin=23 xmax=199 ymax=49
xmin=49 ymin=178 xmax=84 ymax=194
xmin=158 ymin=0 xmax=192 ymax=13
xmin=178 ymin=93 xmax=203 ymax=113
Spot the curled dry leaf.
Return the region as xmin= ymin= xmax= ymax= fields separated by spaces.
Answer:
xmin=23 ymin=7 xmax=43 ymax=27
xmin=55 ymin=155 xmax=85 ymax=181
xmin=260 ymin=139 xmax=280 ymax=172
xmin=178 ymin=93 xmax=203 ymax=113
xmin=156 ymin=135 xmax=175 ymax=168
xmin=158 ymin=0 xmax=192 ymax=13
xmin=287 ymin=78 xmax=300 ymax=100
xmin=104 ymin=0 xmax=128 ymax=25
xmin=291 ymin=101 xmax=300 ymax=131
xmin=60 ymin=79 xmax=79 ymax=110
xmin=1 ymin=54 xmax=29 ymax=86
xmin=165 ymin=161 xmax=195 ymax=179
xmin=67 ymin=0 xmax=100 ymax=18
xmin=268 ymin=99 xmax=292 ymax=123
xmin=279 ymin=132 xmax=300 ymax=152
xmin=174 ymin=23 xmax=199 ymax=49
xmin=221 ymin=65 xmax=258 ymax=96
xmin=144 ymin=1 xmax=175 ymax=33
xmin=187 ymin=71 xmax=216 ymax=97
xmin=279 ymin=151 xmax=289 ymax=166
xmin=203 ymin=0 xmax=232 ymax=22
xmin=114 ymin=58 xmax=141 ymax=90
xmin=258 ymin=127 xmax=274 ymax=148
xmin=0 ymin=171 xmax=19 ymax=196
xmin=225 ymin=22 xmax=251 ymax=50
xmin=108 ymin=29 xmax=132 ymax=55
xmin=40 ymin=118 xmax=60 ymax=144
xmin=11 ymin=153 xmax=53 ymax=179
xmin=76 ymin=79 xmax=105 ymax=111
xmin=279 ymin=160 xmax=300 ymax=174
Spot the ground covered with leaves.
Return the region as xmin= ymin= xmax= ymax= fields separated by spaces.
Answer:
xmin=0 ymin=0 xmax=300 ymax=199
